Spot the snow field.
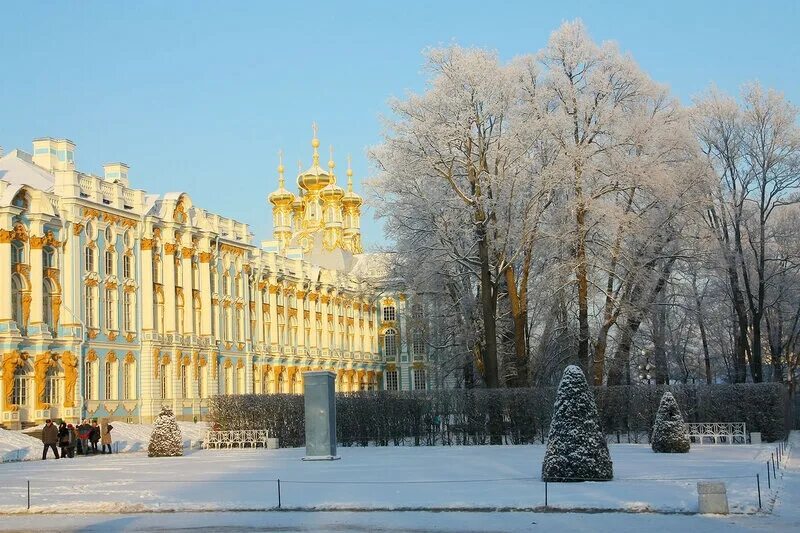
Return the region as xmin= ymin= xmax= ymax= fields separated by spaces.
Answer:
xmin=0 ymin=442 xmax=783 ymax=514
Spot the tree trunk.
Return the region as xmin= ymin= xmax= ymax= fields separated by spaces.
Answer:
xmin=692 ymin=274 xmax=713 ymax=385
xmin=575 ymin=199 xmax=590 ymax=374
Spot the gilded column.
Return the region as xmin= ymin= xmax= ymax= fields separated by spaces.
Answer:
xmin=268 ymin=284 xmax=279 ymax=352
xmin=308 ymin=292 xmax=318 ymax=355
xmin=181 ymin=246 xmax=194 ymax=335
xmin=163 ymin=242 xmax=177 ymax=332
xmin=0 ymin=227 xmax=13 ymax=323
xmin=198 ymin=245 xmax=212 ymax=336
xmin=140 ymin=237 xmax=154 ymax=330
xmin=28 ymin=233 xmax=45 ymax=329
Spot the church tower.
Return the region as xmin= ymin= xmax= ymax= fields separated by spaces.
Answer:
xmin=267 ymin=151 xmax=295 ymax=250
xmin=342 ymin=155 xmax=363 ymax=253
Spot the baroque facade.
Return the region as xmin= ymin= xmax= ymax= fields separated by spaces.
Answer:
xmin=0 ymin=130 xmax=430 ymax=428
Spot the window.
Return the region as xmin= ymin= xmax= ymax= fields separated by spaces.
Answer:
xmin=85 ymin=246 xmax=95 ymax=272
xmin=383 ymin=328 xmax=397 ymax=357
xmin=85 ymin=362 xmax=95 ymax=400
xmin=383 ymin=305 xmax=396 ymax=322
xmin=11 ymin=242 xmax=24 ymax=264
xmin=181 ymin=365 xmax=189 ymax=398
xmin=153 ymin=256 xmax=162 ymax=283
xmin=237 ymin=308 xmax=244 ymax=341
xmin=11 ymin=274 xmax=24 ymax=330
xmin=194 ymin=297 xmax=202 ymax=335
xmin=104 ymin=288 xmax=116 ymax=330
xmin=412 ymin=304 xmax=423 ymax=319
xmin=384 ymin=371 xmax=399 ymax=391
xmin=12 ymin=368 xmax=28 ymax=406
xmin=85 ymin=286 xmax=96 ymax=328
xmin=43 ymin=247 xmax=55 ymax=268
xmin=123 ymin=292 xmax=134 ymax=332
xmin=104 ymin=225 xmax=114 ymax=245
xmin=105 ymin=251 xmax=114 ymax=276
xmin=412 ymin=330 xmax=425 ymax=356
xmin=43 ymin=279 xmax=56 ymax=333
xmin=154 ymin=292 xmax=164 ymax=333
xmin=413 ymin=369 xmax=427 ymax=390
xmin=160 ymin=364 xmax=169 ymax=398
xmin=237 ymin=365 xmax=245 ymax=394
xmin=105 ymin=361 xmax=115 ymax=400
xmin=123 ymin=254 xmax=132 ymax=279
xmin=123 ymin=361 xmax=135 ymax=400
xmin=45 ymin=375 xmax=61 ymax=405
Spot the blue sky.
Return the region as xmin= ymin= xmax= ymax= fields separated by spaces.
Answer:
xmin=1 ymin=1 xmax=797 ymax=248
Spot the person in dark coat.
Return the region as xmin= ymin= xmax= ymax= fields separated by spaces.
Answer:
xmin=66 ymin=424 xmax=77 ymax=458
xmin=57 ymin=422 xmax=69 ymax=459
xmin=41 ymin=419 xmax=60 ymax=460
xmin=89 ymin=421 xmax=101 ymax=453
xmin=77 ymin=419 xmax=92 ymax=455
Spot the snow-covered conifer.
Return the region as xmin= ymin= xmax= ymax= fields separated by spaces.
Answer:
xmin=651 ymin=392 xmax=690 ymax=453
xmin=148 ymin=407 xmax=184 ymax=457
xmin=542 ymin=365 xmax=613 ymax=481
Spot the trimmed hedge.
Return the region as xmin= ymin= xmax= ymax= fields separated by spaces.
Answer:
xmin=207 ymin=383 xmax=789 ymax=447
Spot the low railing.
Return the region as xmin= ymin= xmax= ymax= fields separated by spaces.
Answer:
xmin=685 ymin=422 xmax=747 ymax=444
xmin=204 ymin=429 xmax=277 ymax=449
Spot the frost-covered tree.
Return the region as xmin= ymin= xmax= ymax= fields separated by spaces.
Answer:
xmin=651 ymin=392 xmax=690 ymax=453
xmin=148 ymin=407 xmax=183 ymax=457
xmin=542 ymin=365 xmax=613 ymax=481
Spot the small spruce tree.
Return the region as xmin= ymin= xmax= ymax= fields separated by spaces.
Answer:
xmin=148 ymin=407 xmax=184 ymax=457
xmin=542 ymin=365 xmax=613 ymax=482
xmin=651 ymin=392 xmax=690 ymax=453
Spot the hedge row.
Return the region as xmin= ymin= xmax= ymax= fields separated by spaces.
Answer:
xmin=207 ymin=383 xmax=789 ymax=447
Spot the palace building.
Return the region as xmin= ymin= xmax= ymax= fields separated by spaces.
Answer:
xmin=0 ymin=129 xmax=430 ymax=428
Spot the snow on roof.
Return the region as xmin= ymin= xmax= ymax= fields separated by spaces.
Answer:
xmin=0 ymin=150 xmax=55 ymax=192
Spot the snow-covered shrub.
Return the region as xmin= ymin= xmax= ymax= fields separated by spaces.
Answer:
xmin=148 ymin=408 xmax=184 ymax=457
xmin=542 ymin=366 xmax=613 ymax=482
xmin=651 ymin=392 xmax=690 ymax=453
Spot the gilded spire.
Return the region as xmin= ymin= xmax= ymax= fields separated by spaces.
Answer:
xmin=311 ymin=122 xmax=320 ymax=167
xmin=328 ymin=145 xmax=336 ymax=177
xmin=346 ymin=154 xmax=354 ymax=192
xmin=277 ymin=149 xmax=285 ymax=188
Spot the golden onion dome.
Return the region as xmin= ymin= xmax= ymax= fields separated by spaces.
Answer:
xmin=320 ymin=181 xmax=345 ymax=202
xmin=342 ymin=160 xmax=362 ymax=208
xmin=297 ymin=129 xmax=334 ymax=191
xmin=268 ymin=155 xmax=295 ymax=207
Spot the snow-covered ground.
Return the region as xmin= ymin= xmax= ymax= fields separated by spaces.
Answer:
xmin=4 ymin=421 xmax=208 ymax=461
xmin=0 ymin=440 xmax=785 ymax=515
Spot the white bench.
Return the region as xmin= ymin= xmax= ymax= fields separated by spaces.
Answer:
xmin=685 ymin=423 xmax=747 ymax=444
xmin=203 ymin=429 xmax=273 ymax=449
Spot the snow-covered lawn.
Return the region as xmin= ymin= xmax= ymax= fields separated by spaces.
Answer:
xmin=0 ymin=442 xmax=780 ymax=514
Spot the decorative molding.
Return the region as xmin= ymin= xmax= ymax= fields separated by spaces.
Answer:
xmin=124 ymin=352 xmax=136 ymax=364
xmin=73 ymin=223 xmax=84 ymax=236
xmin=140 ymin=238 xmax=154 ymax=251
xmin=199 ymin=251 xmax=213 ymax=263
xmin=105 ymin=351 xmax=117 ymax=363
xmin=181 ymin=247 xmax=194 ymax=258
xmin=125 ymin=332 xmax=136 ymax=342
xmin=61 ymin=351 xmax=78 ymax=408
xmin=164 ymin=243 xmax=177 ymax=255
xmin=107 ymin=331 xmax=118 ymax=341
xmin=86 ymin=350 xmax=98 ymax=362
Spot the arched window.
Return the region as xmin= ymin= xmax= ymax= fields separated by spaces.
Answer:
xmin=412 ymin=303 xmax=423 ymax=319
xmin=12 ymin=366 xmax=28 ymax=406
xmin=412 ymin=330 xmax=425 ymax=356
xmin=43 ymin=278 xmax=56 ymax=334
xmin=180 ymin=364 xmax=189 ymax=398
xmin=11 ymin=273 xmax=25 ymax=331
xmin=123 ymin=254 xmax=132 ymax=279
xmin=154 ymin=291 xmax=165 ymax=333
xmin=383 ymin=328 xmax=397 ymax=357
xmin=43 ymin=246 xmax=55 ymax=269
xmin=123 ymin=291 xmax=135 ymax=332
xmin=104 ymin=225 xmax=114 ymax=245
xmin=85 ymin=246 xmax=95 ymax=272
xmin=123 ymin=360 xmax=136 ymax=400
xmin=45 ymin=367 xmax=61 ymax=405
xmin=193 ymin=296 xmax=202 ymax=334
xmin=11 ymin=241 xmax=24 ymax=264
xmin=199 ymin=365 xmax=208 ymax=398
xmin=104 ymin=250 xmax=115 ymax=276
xmin=104 ymin=288 xmax=116 ymax=331
xmin=160 ymin=364 xmax=169 ymax=398
xmin=104 ymin=361 xmax=116 ymax=400
xmin=85 ymin=285 xmax=97 ymax=329
xmin=383 ymin=305 xmax=396 ymax=322
xmin=85 ymin=361 xmax=96 ymax=400
xmin=278 ymin=369 xmax=286 ymax=393
xmin=224 ymin=307 xmax=233 ymax=342
xmin=237 ymin=364 xmax=245 ymax=394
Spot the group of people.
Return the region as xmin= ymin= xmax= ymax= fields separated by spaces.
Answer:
xmin=41 ymin=419 xmax=114 ymax=460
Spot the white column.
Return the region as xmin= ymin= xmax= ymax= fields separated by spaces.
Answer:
xmin=182 ymin=247 xmax=194 ymax=335
xmin=29 ymin=233 xmax=45 ymax=328
xmin=140 ymin=238 xmax=154 ymax=331
xmin=163 ymin=243 xmax=176 ymax=332
xmin=0 ymin=229 xmax=13 ymax=323
xmin=199 ymin=245 xmax=212 ymax=336
xmin=268 ymin=286 xmax=279 ymax=351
